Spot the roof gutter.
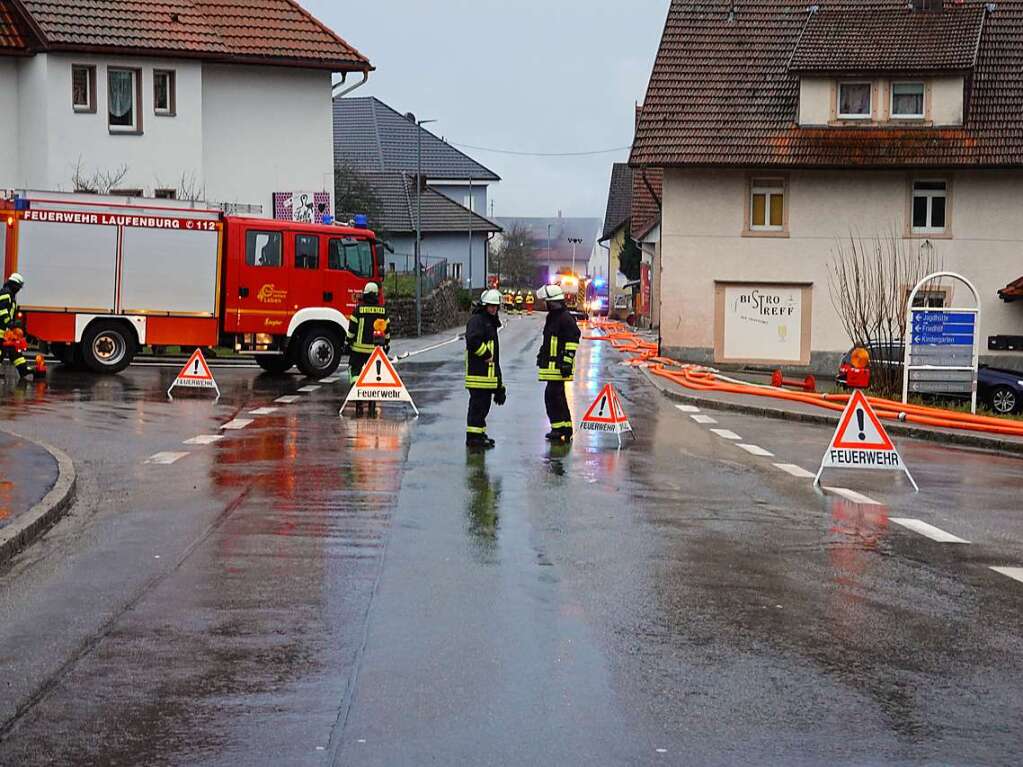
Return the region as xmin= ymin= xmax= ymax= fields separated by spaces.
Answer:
xmin=333 ymin=70 xmax=370 ymax=99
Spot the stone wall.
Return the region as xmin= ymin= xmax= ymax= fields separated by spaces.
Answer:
xmin=388 ymin=280 xmax=470 ymax=337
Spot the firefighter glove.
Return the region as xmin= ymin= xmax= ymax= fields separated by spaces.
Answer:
xmin=494 ymin=386 xmax=507 ymax=406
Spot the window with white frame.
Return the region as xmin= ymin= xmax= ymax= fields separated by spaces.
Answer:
xmin=72 ymin=65 xmax=95 ymax=112
xmin=749 ymin=178 xmax=785 ymax=231
xmin=912 ymin=181 xmax=948 ymax=233
xmin=838 ymin=82 xmax=872 ymax=119
xmin=108 ymin=68 xmax=140 ymax=132
xmin=450 ymin=262 xmax=463 ymax=282
xmin=154 ymin=70 xmax=176 ymax=115
xmin=891 ymin=82 xmax=925 ymax=119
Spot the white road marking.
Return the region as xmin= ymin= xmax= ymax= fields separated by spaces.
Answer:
xmin=991 ymin=567 xmax=1023 ymax=584
xmin=321 ymin=376 xmax=342 ymax=384
xmin=710 ymin=429 xmax=742 ymax=440
xmin=690 ymin=414 xmax=718 ymax=424
xmin=736 ymin=444 xmax=774 ymax=457
xmin=184 ymin=435 xmax=224 ymax=446
xmin=249 ymin=407 xmax=279 ymax=416
xmin=826 ymin=487 xmax=881 ymax=505
xmin=275 ymin=396 xmax=301 ymax=404
xmin=221 ymin=418 xmax=254 ymax=430
xmin=145 ymin=452 xmax=189 ymax=465
xmin=890 ymin=518 xmax=970 ymax=544
xmin=299 ymin=385 xmax=321 ymax=393
xmin=774 ymin=463 xmax=816 ymax=479
xmin=675 ymin=404 xmax=701 ymax=413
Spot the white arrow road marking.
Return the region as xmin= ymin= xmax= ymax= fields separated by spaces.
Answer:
xmin=221 ymin=418 xmax=254 ymax=430
xmin=991 ymin=567 xmax=1023 ymax=584
xmin=710 ymin=429 xmax=742 ymax=440
xmin=825 ymin=487 xmax=881 ymax=505
xmin=275 ymin=396 xmax=301 ymax=404
xmin=890 ymin=518 xmax=970 ymax=544
xmin=145 ymin=452 xmax=189 ymax=465
xmin=675 ymin=404 xmax=701 ymax=413
xmin=299 ymin=385 xmax=321 ymax=393
xmin=736 ymin=444 xmax=774 ymax=457
xmin=690 ymin=414 xmax=718 ymax=424
xmin=248 ymin=407 xmax=279 ymax=416
xmin=774 ymin=463 xmax=816 ymax=479
xmin=184 ymin=435 xmax=223 ymax=445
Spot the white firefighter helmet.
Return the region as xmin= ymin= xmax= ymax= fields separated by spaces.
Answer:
xmin=537 ymin=284 xmax=565 ymax=302
xmin=363 ymin=282 xmax=379 ymax=295
xmin=7 ymin=272 xmax=24 ymax=287
xmin=480 ymin=289 xmax=502 ymax=306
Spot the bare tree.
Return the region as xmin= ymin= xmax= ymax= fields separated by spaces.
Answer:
xmin=491 ymin=222 xmax=537 ymax=288
xmin=71 ymin=158 xmax=130 ymax=194
xmin=828 ymin=227 xmax=942 ymax=397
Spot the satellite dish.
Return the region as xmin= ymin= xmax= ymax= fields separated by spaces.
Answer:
xmin=405 ymin=112 xmax=417 ymax=124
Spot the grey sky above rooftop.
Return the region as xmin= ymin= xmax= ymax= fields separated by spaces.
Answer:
xmin=307 ymin=0 xmax=668 ymax=220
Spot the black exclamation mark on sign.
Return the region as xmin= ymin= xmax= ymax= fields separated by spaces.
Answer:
xmin=857 ymin=409 xmax=866 ymax=441
xmin=194 ymin=359 xmax=200 ymax=376
xmin=375 ymin=359 xmax=382 ymax=382
xmin=598 ymin=396 xmax=607 ymax=417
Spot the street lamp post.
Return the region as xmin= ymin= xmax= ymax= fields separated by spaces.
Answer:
xmin=413 ymin=116 xmax=437 ymax=337
xmin=546 ymin=223 xmax=552 ymax=281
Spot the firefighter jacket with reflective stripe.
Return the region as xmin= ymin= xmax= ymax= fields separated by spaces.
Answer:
xmin=537 ymin=307 xmax=581 ymax=382
xmin=0 ymin=288 xmax=17 ymax=331
xmin=347 ymin=301 xmax=389 ymax=355
xmin=465 ymin=308 xmax=502 ymax=390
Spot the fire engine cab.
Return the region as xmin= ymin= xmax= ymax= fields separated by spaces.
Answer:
xmin=1 ymin=191 xmax=382 ymax=378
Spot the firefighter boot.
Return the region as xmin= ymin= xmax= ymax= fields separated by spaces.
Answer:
xmin=466 ymin=433 xmax=495 ymax=450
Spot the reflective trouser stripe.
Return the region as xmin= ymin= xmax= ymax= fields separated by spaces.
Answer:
xmin=466 ymin=381 xmax=498 ymax=389
xmin=550 ymin=421 xmax=573 ymax=429
xmin=466 ymin=426 xmax=487 ymax=434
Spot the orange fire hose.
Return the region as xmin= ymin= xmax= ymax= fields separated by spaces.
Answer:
xmin=586 ymin=320 xmax=1023 ymax=439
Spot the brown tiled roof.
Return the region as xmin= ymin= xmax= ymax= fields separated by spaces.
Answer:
xmin=790 ymin=5 xmax=985 ymax=74
xmin=3 ymin=0 xmax=370 ymax=70
xmin=0 ymin=1 xmax=29 ymax=51
xmin=601 ymin=163 xmax=633 ymax=241
xmin=631 ymin=1 xmax=1023 ymax=169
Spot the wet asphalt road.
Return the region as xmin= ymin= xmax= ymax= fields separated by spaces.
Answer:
xmin=2 ymin=316 xmax=1023 ymax=766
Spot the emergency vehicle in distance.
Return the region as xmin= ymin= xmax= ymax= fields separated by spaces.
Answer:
xmin=1 ymin=191 xmax=382 ymax=378
xmin=553 ymin=271 xmax=588 ymax=320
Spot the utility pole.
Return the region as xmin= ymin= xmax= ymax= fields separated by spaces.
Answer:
xmin=546 ymin=223 xmax=552 ymax=282
xmin=412 ymin=115 xmax=437 ymax=337
xmin=468 ymin=175 xmax=473 ymax=292
xmin=568 ymin=237 xmax=583 ymax=275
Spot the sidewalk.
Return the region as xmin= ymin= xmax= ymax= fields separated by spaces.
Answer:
xmin=641 ymin=367 xmax=1023 ymax=456
xmin=0 ymin=428 xmax=76 ymax=565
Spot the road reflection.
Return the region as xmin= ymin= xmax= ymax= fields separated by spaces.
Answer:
xmin=465 ymin=452 xmax=501 ymax=563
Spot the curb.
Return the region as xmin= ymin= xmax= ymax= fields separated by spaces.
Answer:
xmin=640 ymin=368 xmax=1023 ymax=457
xmin=0 ymin=428 xmax=77 ymax=567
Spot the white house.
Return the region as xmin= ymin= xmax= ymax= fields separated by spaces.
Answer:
xmin=632 ymin=0 xmax=1023 ymax=373
xmin=0 ymin=0 xmax=371 ymax=212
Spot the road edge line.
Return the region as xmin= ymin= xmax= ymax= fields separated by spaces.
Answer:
xmin=0 ymin=427 xmax=77 ymax=568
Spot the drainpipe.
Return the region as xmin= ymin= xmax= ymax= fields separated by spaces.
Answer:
xmin=332 ymin=70 xmax=370 ymax=99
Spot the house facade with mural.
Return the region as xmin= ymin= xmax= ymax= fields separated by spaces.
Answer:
xmin=0 ymin=0 xmax=369 ymax=213
xmin=632 ymin=0 xmax=1023 ymax=372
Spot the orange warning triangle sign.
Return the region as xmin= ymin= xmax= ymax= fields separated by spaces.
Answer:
xmin=354 ymin=347 xmax=403 ymax=389
xmin=831 ymin=390 xmax=895 ymax=451
xmin=582 ymin=383 xmax=629 ymax=425
xmin=177 ymin=348 xmax=214 ymax=381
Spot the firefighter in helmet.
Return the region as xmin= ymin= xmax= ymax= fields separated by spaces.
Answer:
xmin=346 ymin=282 xmax=390 ymax=414
xmin=503 ymin=290 xmax=515 ymax=314
xmin=1 ymin=273 xmax=41 ymax=379
xmin=536 ymin=284 xmax=581 ymax=443
xmin=525 ymin=290 xmax=535 ymax=315
xmin=464 ymin=289 xmax=506 ymax=449
xmin=515 ymin=290 xmax=524 ymax=315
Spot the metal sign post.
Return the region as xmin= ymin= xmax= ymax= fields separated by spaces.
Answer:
xmin=902 ymin=272 xmax=981 ymax=414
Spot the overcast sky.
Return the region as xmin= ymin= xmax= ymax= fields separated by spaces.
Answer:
xmin=304 ymin=0 xmax=669 ymax=221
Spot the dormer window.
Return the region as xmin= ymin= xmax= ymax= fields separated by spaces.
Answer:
xmin=837 ymin=82 xmax=872 ymax=119
xmin=892 ymin=82 xmax=925 ymax=119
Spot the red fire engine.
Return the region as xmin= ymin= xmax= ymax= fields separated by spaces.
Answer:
xmin=1 ymin=191 xmax=381 ymax=378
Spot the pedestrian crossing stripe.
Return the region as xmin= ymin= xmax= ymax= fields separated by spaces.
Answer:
xmin=340 ymin=346 xmax=419 ymax=417
xmin=813 ymin=389 xmax=917 ymax=491
xmin=167 ymin=348 xmax=220 ymax=399
xmin=580 ymin=383 xmax=633 ymax=447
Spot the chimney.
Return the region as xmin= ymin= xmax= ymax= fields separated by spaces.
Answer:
xmin=912 ymin=0 xmax=944 ymax=11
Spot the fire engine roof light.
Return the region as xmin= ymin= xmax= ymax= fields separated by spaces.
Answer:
xmin=13 ymin=196 xmax=29 ymax=211
xmin=353 ymin=214 xmax=368 ymax=228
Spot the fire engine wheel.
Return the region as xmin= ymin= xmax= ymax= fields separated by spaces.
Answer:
xmin=81 ymin=321 xmax=135 ymax=374
xmin=295 ymin=327 xmax=343 ymax=379
xmin=256 ymin=355 xmax=294 ymax=375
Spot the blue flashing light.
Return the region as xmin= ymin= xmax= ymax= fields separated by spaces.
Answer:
xmin=353 ymin=214 xmax=369 ymax=228
xmin=593 ymin=277 xmax=606 ymax=288
xmin=321 ymin=214 xmax=334 ymax=225
xmin=13 ymin=196 xmax=29 ymax=211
